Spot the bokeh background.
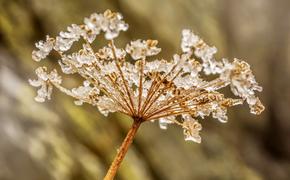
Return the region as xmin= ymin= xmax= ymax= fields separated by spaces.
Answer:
xmin=0 ymin=0 xmax=290 ymax=179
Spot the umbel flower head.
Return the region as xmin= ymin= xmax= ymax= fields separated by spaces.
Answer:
xmin=29 ymin=10 xmax=264 ymax=144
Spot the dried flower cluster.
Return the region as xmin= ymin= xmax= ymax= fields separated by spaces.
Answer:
xmin=29 ymin=10 xmax=264 ymax=145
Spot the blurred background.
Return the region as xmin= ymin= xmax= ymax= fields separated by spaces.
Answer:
xmin=0 ymin=0 xmax=290 ymax=179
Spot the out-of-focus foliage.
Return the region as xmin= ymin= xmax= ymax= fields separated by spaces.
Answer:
xmin=0 ymin=0 xmax=289 ymax=180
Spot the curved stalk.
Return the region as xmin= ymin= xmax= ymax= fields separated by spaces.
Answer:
xmin=104 ymin=119 xmax=142 ymax=180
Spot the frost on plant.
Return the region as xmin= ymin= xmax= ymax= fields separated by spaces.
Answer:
xmin=29 ymin=10 xmax=264 ymax=144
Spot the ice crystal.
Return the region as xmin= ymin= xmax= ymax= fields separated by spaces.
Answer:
xmin=29 ymin=10 xmax=264 ymax=143
xmin=182 ymin=115 xmax=202 ymax=143
xmin=29 ymin=67 xmax=61 ymax=102
xmin=32 ymin=36 xmax=54 ymax=62
xmin=126 ymin=39 xmax=161 ymax=60
xmin=83 ymin=10 xmax=128 ymax=40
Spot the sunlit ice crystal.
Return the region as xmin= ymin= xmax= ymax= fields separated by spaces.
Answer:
xmin=29 ymin=67 xmax=61 ymax=102
xmin=181 ymin=29 xmax=199 ymax=53
xmin=126 ymin=39 xmax=161 ymax=60
xmin=182 ymin=117 xmax=202 ymax=143
xmin=29 ymin=10 xmax=264 ymax=144
xmin=32 ymin=36 xmax=54 ymax=62
xmin=158 ymin=116 xmax=175 ymax=130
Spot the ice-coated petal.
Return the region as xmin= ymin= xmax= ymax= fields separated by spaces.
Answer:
xmin=126 ymin=39 xmax=161 ymax=60
xmin=158 ymin=116 xmax=175 ymax=130
xmin=182 ymin=118 xmax=202 ymax=143
xmin=32 ymin=36 xmax=54 ymax=62
xmin=97 ymin=96 xmax=118 ymax=116
xmin=181 ymin=29 xmax=199 ymax=53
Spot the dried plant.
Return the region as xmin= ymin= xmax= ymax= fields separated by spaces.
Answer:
xmin=29 ymin=10 xmax=265 ymax=179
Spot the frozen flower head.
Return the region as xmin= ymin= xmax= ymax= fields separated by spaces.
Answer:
xmin=29 ymin=10 xmax=264 ymax=143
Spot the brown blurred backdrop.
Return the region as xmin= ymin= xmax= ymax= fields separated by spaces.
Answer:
xmin=0 ymin=0 xmax=290 ymax=179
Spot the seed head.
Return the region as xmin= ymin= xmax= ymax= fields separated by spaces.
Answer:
xmin=29 ymin=10 xmax=264 ymax=143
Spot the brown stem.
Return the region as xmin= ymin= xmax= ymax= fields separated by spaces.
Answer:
xmin=104 ymin=119 xmax=142 ymax=180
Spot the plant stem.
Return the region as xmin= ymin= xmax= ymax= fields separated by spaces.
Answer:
xmin=104 ymin=119 xmax=142 ymax=180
